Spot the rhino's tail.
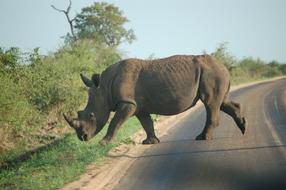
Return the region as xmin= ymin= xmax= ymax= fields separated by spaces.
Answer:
xmin=227 ymin=81 xmax=231 ymax=93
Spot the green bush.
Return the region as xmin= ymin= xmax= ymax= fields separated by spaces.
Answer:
xmin=0 ymin=40 xmax=122 ymax=152
xmin=238 ymin=58 xmax=266 ymax=76
xmin=0 ymin=47 xmax=21 ymax=70
xmin=213 ymin=44 xmax=285 ymax=84
xmin=263 ymin=65 xmax=282 ymax=77
xmin=213 ymin=42 xmax=237 ymax=70
xmin=0 ymin=73 xmax=42 ymax=135
xmin=37 ymin=40 xmax=121 ymax=113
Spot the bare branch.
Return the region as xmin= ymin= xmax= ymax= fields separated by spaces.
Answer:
xmin=51 ymin=5 xmax=66 ymax=14
xmin=70 ymin=18 xmax=76 ymax=23
xmin=51 ymin=0 xmax=77 ymax=41
xmin=66 ymin=0 xmax=72 ymax=13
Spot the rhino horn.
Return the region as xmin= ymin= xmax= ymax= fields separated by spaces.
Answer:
xmin=80 ymin=74 xmax=93 ymax=87
xmin=63 ymin=113 xmax=80 ymax=129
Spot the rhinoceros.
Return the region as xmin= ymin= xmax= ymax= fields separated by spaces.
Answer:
xmin=64 ymin=55 xmax=246 ymax=145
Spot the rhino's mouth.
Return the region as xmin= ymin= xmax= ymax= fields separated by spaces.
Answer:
xmin=79 ymin=134 xmax=89 ymax=141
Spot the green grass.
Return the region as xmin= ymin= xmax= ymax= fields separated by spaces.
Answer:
xmin=230 ymin=75 xmax=271 ymax=85
xmin=0 ymin=117 xmax=140 ymax=190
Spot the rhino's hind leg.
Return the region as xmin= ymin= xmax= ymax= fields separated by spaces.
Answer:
xmin=220 ymin=101 xmax=246 ymax=134
xmin=136 ymin=113 xmax=160 ymax=144
xmin=196 ymin=75 xmax=225 ymax=140
xmin=196 ymin=103 xmax=220 ymax=140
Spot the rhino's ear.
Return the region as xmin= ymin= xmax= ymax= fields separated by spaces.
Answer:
xmin=91 ymin=74 xmax=100 ymax=87
xmin=80 ymin=74 xmax=93 ymax=87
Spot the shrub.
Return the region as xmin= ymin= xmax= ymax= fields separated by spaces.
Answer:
xmin=0 ymin=41 xmax=122 ymax=152
xmin=0 ymin=73 xmax=42 ymax=137
xmin=213 ymin=42 xmax=237 ymax=71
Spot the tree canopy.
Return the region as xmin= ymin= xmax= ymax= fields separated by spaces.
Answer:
xmin=52 ymin=1 xmax=135 ymax=46
xmin=212 ymin=42 xmax=237 ymax=71
xmin=74 ymin=2 xmax=135 ymax=46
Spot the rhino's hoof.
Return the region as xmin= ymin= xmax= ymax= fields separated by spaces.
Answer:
xmin=99 ymin=138 xmax=110 ymax=146
xmin=195 ymin=134 xmax=205 ymax=140
xmin=240 ymin=117 xmax=247 ymax=134
xmin=195 ymin=133 xmax=213 ymax=140
xmin=142 ymin=137 xmax=160 ymax=145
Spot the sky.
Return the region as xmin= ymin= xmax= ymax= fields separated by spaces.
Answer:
xmin=0 ymin=0 xmax=286 ymax=62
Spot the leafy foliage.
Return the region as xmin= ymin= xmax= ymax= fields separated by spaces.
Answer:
xmin=0 ymin=41 xmax=122 ymax=153
xmin=74 ymin=2 xmax=135 ymax=46
xmin=0 ymin=73 xmax=42 ymax=133
xmin=212 ymin=42 xmax=237 ymax=71
xmin=0 ymin=47 xmax=21 ymax=71
xmin=213 ymin=43 xmax=286 ymax=84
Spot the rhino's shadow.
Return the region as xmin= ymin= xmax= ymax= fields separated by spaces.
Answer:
xmin=0 ymin=138 xmax=63 ymax=171
xmin=108 ymin=142 xmax=286 ymax=159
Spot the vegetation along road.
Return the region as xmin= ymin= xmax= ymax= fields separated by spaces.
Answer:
xmin=112 ymin=78 xmax=286 ymax=190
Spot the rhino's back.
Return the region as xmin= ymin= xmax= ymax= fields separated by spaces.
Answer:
xmin=135 ymin=55 xmax=201 ymax=115
xmin=106 ymin=55 xmax=227 ymax=115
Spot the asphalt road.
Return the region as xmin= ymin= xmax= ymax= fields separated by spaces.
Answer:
xmin=114 ymin=78 xmax=286 ymax=190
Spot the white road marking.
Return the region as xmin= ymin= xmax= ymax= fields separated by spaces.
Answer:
xmin=262 ymin=94 xmax=286 ymax=159
xmin=274 ymin=95 xmax=283 ymax=120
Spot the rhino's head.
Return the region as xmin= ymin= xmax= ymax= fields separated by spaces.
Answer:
xmin=63 ymin=74 xmax=110 ymax=141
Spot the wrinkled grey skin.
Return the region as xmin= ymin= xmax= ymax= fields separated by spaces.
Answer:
xmin=64 ymin=55 xmax=246 ymax=145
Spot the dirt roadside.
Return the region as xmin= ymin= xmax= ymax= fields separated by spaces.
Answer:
xmin=61 ymin=76 xmax=285 ymax=190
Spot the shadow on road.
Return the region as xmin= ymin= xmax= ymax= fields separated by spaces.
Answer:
xmin=108 ymin=143 xmax=286 ymax=159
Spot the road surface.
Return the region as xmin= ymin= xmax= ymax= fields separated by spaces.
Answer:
xmin=114 ymin=78 xmax=286 ymax=190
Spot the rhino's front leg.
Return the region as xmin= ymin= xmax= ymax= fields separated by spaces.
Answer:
xmin=99 ymin=102 xmax=136 ymax=146
xmin=136 ymin=113 xmax=160 ymax=144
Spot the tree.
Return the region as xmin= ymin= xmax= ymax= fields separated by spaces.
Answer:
xmin=74 ymin=2 xmax=135 ymax=46
xmin=52 ymin=1 xmax=135 ymax=47
xmin=212 ymin=42 xmax=237 ymax=71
